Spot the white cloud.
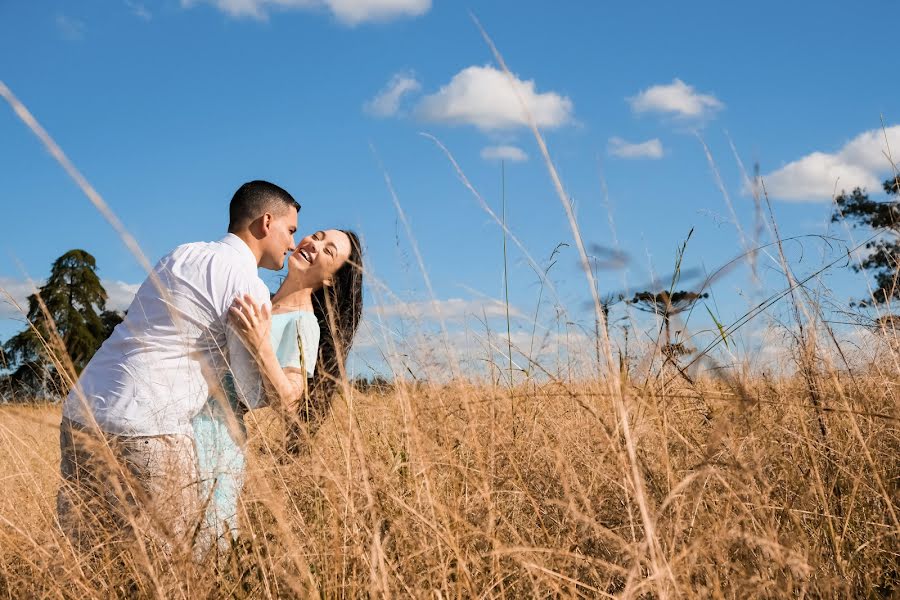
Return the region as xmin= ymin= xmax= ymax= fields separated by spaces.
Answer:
xmin=364 ymin=73 xmax=421 ymax=117
xmin=628 ymin=78 xmax=723 ymax=119
xmin=0 ymin=278 xmax=35 ymax=320
xmin=354 ymin=298 xmax=522 ymax=354
xmin=0 ymin=278 xmax=139 ymax=321
xmin=416 ymin=65 xmax=574 ymax=131
xmin=55 ymin=14 xmax=86 ymax=41
xmin=480 ymin=145 xmax=528 ymax=162
xmin=352 ymin=316 xmax=597 ymax=380
xmin=182 ymin=0 xmax=430 ymax=25
xmin=608 ymin=137 xmax=664 ymax=159
xmin=741 ymin=322 xmax=885 ymax=374
xmin=761 ymin=125 xmax=900 ymax=201
xmin=373 ymin=298 xmax=522 ymax=321
xmin=125 ymin=1 xmax=152 ymax=20
xmin=104 ymin=280 xmax=141 ymax=312
xmin=326 ymin=0 xmax=429 ymax=25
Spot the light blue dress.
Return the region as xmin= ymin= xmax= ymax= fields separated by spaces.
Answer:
xmin=193 ymin=310 xmax=319 ymax=552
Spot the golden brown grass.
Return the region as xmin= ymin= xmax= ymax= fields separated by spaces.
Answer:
xmin=2 ymin=47 xmax=898 ymax=598
xmin=1 ymin=371 xmax=897 ymax=598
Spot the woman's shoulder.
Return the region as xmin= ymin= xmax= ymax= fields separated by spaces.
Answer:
xmin=272 ymin=310 xmax=319 ymax=334
xmin=294 ymin=311 xmax=320 ymax=337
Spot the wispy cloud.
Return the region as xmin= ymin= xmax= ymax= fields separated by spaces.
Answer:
xmin=745 ymin=323 xmax=880 ymax=372
xmin=0 ymin=278 xmax=35 ymax=320
xmin=125 ymin=0 xmax=153 ymax=21
xmin=480 ymin=145 xmax=528 ymax=162
xmin=760 ymin=125 xmax=900 ymax=201
xmin=608 ymin=137 xmax=664 ymax=159
xmin=55 ymin=14 xmax=86 ymax=41
xmin=355 ymin=297 xmax=524 ymax=354
xmin=182 ymin=0 xmax=430 ymax=25
xmin=353 ymin=316 xmax=595 ymax=377
xmin=364 ymin=72 xmax=421 ymax=117
xmin=372 ymin=298 xmax=522 ymax=321
xmin=0 ymin=278 xmax=139 ymax=321
xmin=327 ymin=0 xmax=430 ymax=25
xmin=628 ymin=78 xmax=723 ymax=120
xmin=416 ymin=65 xmax=574 ymax=131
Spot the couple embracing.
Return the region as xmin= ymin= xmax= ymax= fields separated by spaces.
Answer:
xmin=57 ymin=180 xmax=363 ymax=558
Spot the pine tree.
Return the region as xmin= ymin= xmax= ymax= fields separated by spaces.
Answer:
xmin=832 ymin=176 xmax=900 ymax=305
xmin=3 ymin=250 xmax=122 ymax=398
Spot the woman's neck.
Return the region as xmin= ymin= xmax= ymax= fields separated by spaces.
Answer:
xmin=271 ymin=286 xmax=314 ymax=314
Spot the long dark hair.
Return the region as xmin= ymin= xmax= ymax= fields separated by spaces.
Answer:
xmin=287 ymin=230 xmax=363 ymax=453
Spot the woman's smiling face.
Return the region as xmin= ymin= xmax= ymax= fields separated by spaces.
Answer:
xmin=287 ymin=229 xmax=352 ymax=289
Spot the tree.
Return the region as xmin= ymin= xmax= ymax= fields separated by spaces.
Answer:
xmin=599 ymin=293 xmax=625 ymax=337
xmin=832 ymin=176 xmax=900 ymax=305
xmin=3 ymin=250 xmax=122 ymax=398
xmin=628 ymin=289 xmax=708 ymax=355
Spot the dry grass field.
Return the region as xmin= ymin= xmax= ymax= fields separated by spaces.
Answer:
xmin=1 ymin=56 xmax=898 ymax=599
xmin=1 ymin=368 xmax=897 ymax=598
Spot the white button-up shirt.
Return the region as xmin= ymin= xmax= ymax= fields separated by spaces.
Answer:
xmin=63 ymin=234 xmax=271 ymax=436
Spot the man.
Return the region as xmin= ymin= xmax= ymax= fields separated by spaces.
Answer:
xmin=57 ymin=180 xmax=299 ymax=556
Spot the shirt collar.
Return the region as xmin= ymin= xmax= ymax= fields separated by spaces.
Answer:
xmin=219 ymin=233 xmax=259 ymax=270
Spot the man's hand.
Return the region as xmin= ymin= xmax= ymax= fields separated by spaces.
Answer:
xmin=228 ymin=294 xmax=272 ymax=355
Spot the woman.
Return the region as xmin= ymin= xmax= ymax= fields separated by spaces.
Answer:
xmin=193 ymin=229 xmax=363 ymax=553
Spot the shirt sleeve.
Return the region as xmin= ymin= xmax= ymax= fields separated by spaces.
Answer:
xmin=225 ymin=278 xmax=272 ymax=410
xmin=276 ymin=316 xmax=303 ymax=370
xmin=277 ymin=313 xmax=318 ymax=377
xmin=299 ymin=315 xmax=320 ymax=378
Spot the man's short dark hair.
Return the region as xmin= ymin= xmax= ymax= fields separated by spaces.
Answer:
xmin=228 ymin=180 xmax=300 ymax=232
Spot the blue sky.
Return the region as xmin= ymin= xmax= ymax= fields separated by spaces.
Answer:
xmin=1 ymin=0 xmax=898 ymax=378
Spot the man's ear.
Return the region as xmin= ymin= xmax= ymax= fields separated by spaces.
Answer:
xmin=260 ymin=213 xmax=272 ymax=233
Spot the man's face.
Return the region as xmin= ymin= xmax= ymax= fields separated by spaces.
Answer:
xmin=259 ymin=206 xmax=298 ymax=270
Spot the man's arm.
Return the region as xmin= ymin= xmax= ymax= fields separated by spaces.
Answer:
xmin=226 ymin=309 xmax=266 ymax=410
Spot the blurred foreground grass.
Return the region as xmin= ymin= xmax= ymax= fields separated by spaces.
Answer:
xmin=0 ymin=374 xmax=897 ymax=598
